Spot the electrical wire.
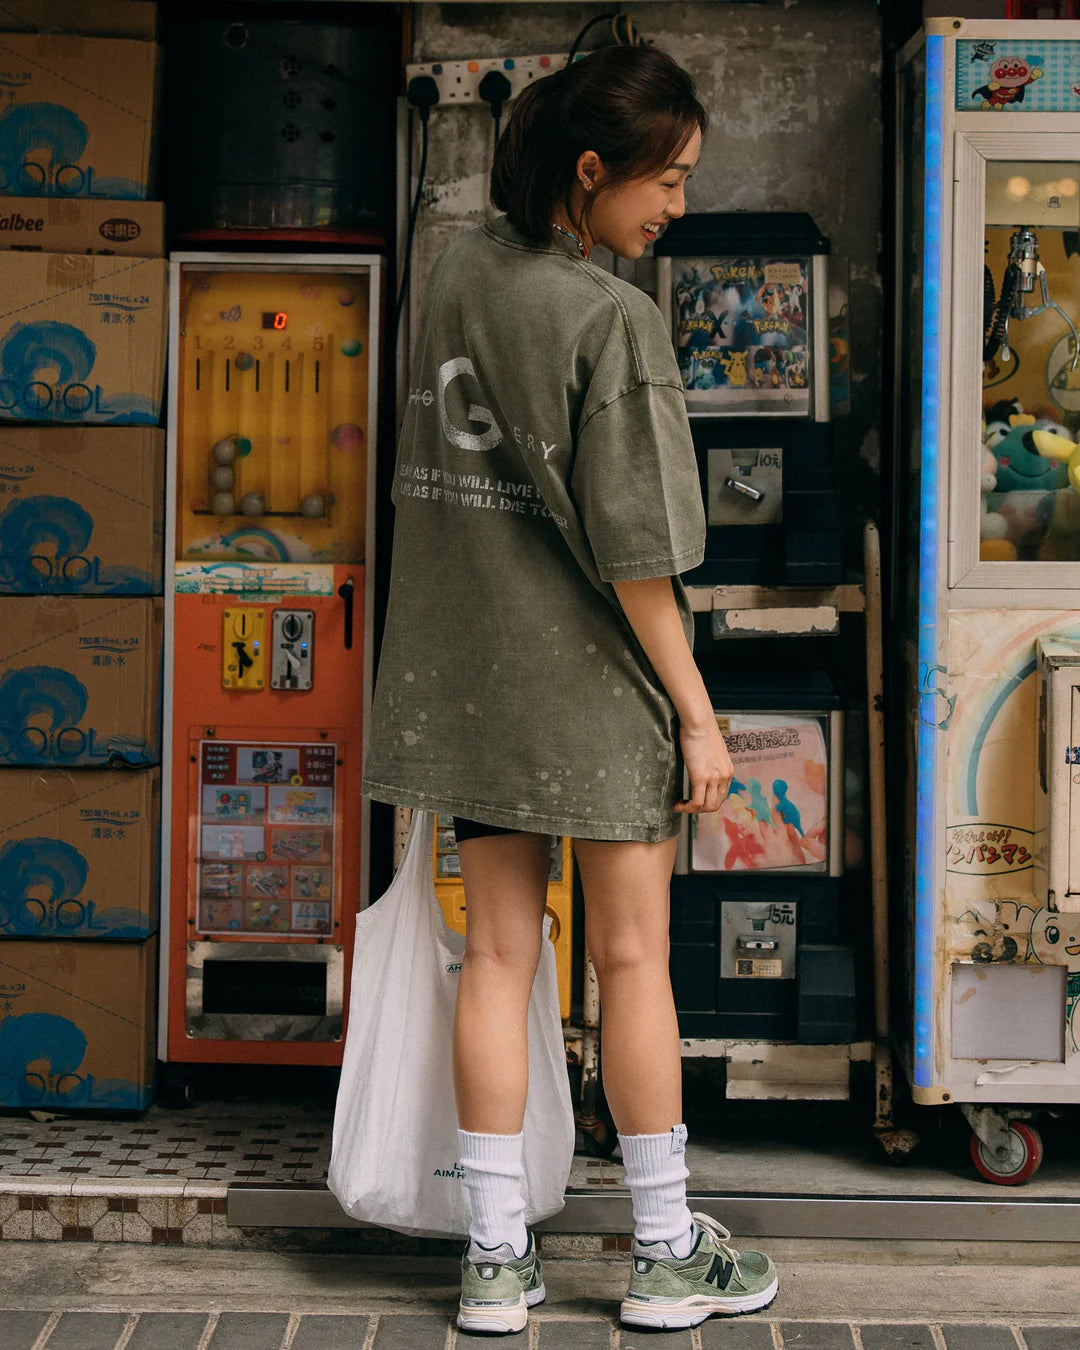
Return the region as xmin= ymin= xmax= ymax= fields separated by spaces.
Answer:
xmin=395 ymin=111 xmax=429 ymax=338
xmin=984 ymin=262 xmax=1020 ymax=363
xmin=566 ymin=6 xmax=645 ymax=63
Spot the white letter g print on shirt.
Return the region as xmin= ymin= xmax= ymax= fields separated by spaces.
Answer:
xmin=437 ymin=356 xmax=503 ymax=453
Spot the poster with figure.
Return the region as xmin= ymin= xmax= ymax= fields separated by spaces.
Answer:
xmin=672 ymin=256 xmax=811 ymax=415
xmin=690 ymin=715 xmax=829 ymax=873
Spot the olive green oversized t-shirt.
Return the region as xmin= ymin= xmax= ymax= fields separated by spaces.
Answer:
xmin=362 ymin=216 xmax=706 ymax=842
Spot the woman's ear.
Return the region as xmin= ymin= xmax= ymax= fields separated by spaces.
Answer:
xmin=576 ymin=149 xmax=605 ymax=191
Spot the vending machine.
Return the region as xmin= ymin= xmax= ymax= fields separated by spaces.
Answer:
xmin=160 ymin=254 xmax=381 ymax=1090
xmin=654 ymin=213 xmax=850 ymax=585
xmin=896 ymin=20 xmax=1080 ymax=1181
xmin=653 ymin=215 xmax=861 ymax=1063
xmin=669 ymin=669 xmax=853 ymax=1045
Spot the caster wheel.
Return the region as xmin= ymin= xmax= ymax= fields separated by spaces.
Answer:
xmin=159 ymin=1065 xmax=195 ymax=1110
xmin=970 ymin=1120 xmax=1043 ymax=1185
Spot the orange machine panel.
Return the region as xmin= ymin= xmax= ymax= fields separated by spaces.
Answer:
xmin=167 ymin=566 xmax=363 ymax=1065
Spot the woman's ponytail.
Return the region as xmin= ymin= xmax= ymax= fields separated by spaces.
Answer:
xmin=489 ymin=47 xmax=706 ymax=245
xmin=490 ymin=69 xmax=572 ymax=236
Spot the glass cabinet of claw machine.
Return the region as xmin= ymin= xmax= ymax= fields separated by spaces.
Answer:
xmin=951 ymin=140 xmax=1080 ymax=587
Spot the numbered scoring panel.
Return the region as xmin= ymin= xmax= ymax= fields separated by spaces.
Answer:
xmin=195 ymin=740 xmax=338 ymax=938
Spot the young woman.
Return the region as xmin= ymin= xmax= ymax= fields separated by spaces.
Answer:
xmin=362 ymin=44 xmax=778 ymax=1332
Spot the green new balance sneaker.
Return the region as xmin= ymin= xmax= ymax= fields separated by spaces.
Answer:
xmin=620 ymin=1212 xmax=778 ymax=1329
xmin=457 ymin=1232 xmax=546 ymax=1334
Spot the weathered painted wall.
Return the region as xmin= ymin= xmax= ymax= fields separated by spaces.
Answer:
xmin=408 ymin=0 xmax=883 ymax=509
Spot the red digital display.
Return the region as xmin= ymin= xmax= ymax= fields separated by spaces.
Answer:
xmin=261 ymin=311 xmax=288 ymax=331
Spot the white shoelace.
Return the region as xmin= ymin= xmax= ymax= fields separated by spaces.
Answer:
xmin=691 ymin=1211 xmax=744 ymax=1282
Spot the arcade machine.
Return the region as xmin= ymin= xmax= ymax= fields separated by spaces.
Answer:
xmin=896 ymin=19 xmax=1080 ymax=1180
xmin=653 ymin=218 xmax=865 ymax=1091
xmin=159 ymin=256 xmax=382 ymax=1096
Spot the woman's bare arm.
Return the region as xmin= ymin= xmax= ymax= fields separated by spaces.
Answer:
xmin=611 ymin=577 xmax=732 ymax=814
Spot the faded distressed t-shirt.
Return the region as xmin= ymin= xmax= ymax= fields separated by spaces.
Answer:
xmin=362 ymin=216 xmax=706 ymax=842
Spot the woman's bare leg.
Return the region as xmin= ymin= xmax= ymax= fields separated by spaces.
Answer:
xmin=453 ymin=831 xmax=550 ymax=1133
xmin=573 ymin=835 xmax=681 ymax=1132
xmin=452 ymin=831 xmax=551 ymax=1260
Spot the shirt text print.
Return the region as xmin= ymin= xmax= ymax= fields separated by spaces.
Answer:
xmin=408 ymin=357 xmax=558 ymax=460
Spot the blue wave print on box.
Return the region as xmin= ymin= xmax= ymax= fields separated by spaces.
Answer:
xmin=0 ymin=103 xmax=141 ymax=198
xmin=0 ymin=837 xmax=152 ymax=938
xmin=0 ymin=321 xmax=156 ymax=424
xmin=0 ymin=495 xmax=152 ymax=594
xmin=0 ymin=665 xmax=152 ymax=766
xmin=0 ymin=1012 xmax=146 ymax=1110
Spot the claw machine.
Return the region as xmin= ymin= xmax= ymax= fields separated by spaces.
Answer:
xmin=896 ymin=20 xmax=1080 ymax=1181
xmin=160 ymin=254 xmax=381 ymax=1095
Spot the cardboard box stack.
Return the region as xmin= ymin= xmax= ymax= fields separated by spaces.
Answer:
xmin=0 ymin=6 xmax=165 ymax=1110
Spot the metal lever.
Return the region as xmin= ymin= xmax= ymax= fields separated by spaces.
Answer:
xmin=231 ymin=641 xmax=254 ymax=671
xmin=337 ymin=576 xmax=355 ymax=650
xmin=725 ymin=476 xmax=765 ymax=502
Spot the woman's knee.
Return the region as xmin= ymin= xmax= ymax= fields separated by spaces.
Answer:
xmin=587 ymin=927 xmax=671 ymax=982
xmin=462 ymin=928 xmax=544 ymax=977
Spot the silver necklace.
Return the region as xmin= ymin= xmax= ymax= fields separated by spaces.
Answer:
xmin=552 ymin=222 xmax=589 ymax=259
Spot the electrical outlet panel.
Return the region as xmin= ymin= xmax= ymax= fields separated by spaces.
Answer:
xmin=406 ymin=53 xmax=573 ymax=108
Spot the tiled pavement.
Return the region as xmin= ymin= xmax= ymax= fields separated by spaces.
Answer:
xmin=2 ymin=1314 xmax=1079 ymax=1349
xmin=0 ymin=1103 xmax=330 ymax=1184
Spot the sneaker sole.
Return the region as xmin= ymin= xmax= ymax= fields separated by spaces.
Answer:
xmin=457 ymin=1284 xmax=546 ymax=1335
xmin=619 ymin=1277 xmax=779 ymax=1329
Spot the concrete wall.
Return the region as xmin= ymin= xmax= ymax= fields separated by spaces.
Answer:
xmin=408 ymin=0 xmax=883 ymax=512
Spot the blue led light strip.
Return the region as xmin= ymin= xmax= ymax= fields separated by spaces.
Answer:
xmin=914 ymin=35 xmax=945 ymax=1089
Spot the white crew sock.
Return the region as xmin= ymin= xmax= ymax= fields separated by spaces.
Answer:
xmin=618 ymin=1124 xmax=695 ymax=1258
xmin=457 ymin=1129 xmax=528 ymax=1259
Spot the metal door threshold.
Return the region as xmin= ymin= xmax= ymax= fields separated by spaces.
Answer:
xmin=228 ymin=1184 xmax=1080 ymax=1242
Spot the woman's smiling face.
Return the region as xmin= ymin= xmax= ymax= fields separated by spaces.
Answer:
xmin=580 ymin=127 xmax=701 ymax=260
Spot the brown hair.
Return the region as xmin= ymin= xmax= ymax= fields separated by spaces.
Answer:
xmin=490 ymin=46 xmax=707 ymax=243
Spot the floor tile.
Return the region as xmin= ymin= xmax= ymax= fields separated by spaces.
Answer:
xmin=42 ymin=1311 xmax=132 ymax=1350
xmin=942 ymin=1327 xmax=1019 ymax=1350
xmin=1021 ymin=1332 xmax=1080 ymax=1350
xmin=126 ymin=1313 xmax=214 ymax=1349
xmin=859 ymin=1328 xmax=938 ymax=1350
xmin=1 ymin=1206 xmax=33 ymax=1240
xmin=0 ymin=1310 xmax=52 ymax=1350
xmin=290 ymin=1315 xmax=371 ymax=1350
xmin=206 ymin=1311 xmax=291 ymax=1348
xmin=373 ymin=1313 xmax=454 ymax=1350
xmin=778 ymin=1324 xmax=856 ymax=1349
xmin=540 ymin=1323 xmax=617 ymax=1350
xmin=702 ymin=1322 xmax=777 ymax=1349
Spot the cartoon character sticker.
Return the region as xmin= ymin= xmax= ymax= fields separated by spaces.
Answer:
xmin=972 ymin=55 xmax=1044 ymax=110
xmin=1027 ymin=906 xmax=1080 ymax=1055
xmin=672 ymin=256 xmax=810 ymax=407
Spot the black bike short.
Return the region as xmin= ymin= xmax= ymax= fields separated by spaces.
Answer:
xmin=452 ymin=816 xmax=520 ymax=843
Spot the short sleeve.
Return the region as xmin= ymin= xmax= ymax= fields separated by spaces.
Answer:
xmin=571 ymin=382 xmax=706 ymax=583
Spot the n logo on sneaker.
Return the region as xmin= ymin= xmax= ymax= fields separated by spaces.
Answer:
xmin=704 ymin=1254 xmax=736 ymax=1290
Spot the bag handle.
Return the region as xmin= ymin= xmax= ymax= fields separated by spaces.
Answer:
xmin=398 ymin=808 xmax=434 ymax=885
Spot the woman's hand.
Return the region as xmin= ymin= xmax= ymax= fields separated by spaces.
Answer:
xmin=609 ymin=577 xmax=734 ymax=816
xmin=676 ymin=716 xmax=733 ymax=814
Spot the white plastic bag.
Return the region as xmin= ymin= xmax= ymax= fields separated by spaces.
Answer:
xmin=328 ymin=810 xmax=575 ymax=1238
